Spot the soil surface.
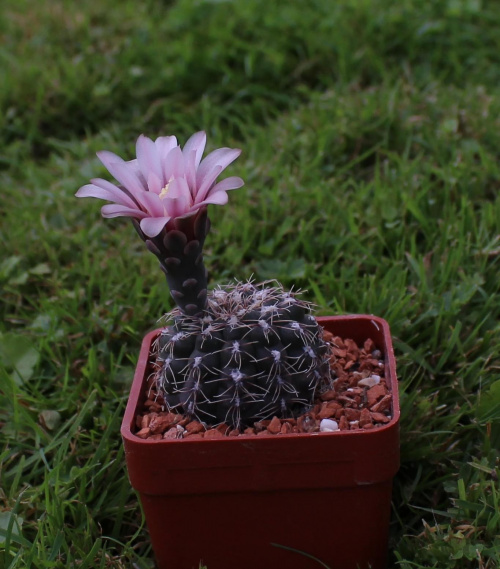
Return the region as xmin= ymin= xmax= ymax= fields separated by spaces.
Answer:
xmin=134 ymin=330 xmax=393 ymax=440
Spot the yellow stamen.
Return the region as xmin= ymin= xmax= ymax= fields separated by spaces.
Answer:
xmin=159 ymin=182 xmax=170 ymax=200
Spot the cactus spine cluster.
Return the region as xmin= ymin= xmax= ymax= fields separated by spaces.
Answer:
xmin=153 ymin=280 xmax=329 ymax=429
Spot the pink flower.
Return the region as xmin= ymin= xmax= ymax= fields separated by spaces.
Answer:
xmin=76 ymin=132 xmax=244 ymax=237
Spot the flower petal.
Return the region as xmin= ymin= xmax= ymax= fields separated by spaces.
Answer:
xmin=205 ymin=176 xmax=244 ymax=197
xmin=196 ymin=148 xmax=241 ymax=188
xmin=191 ymin=191 xmax=229 ymax=211
xmin=168 ymin=176 xmax=192 ymax=201
xmin=183 ymin=131 xmax=206 ymax=169
xmin=184 ymin=150 xmax=197 ymax=198
xmin=136 ymin=135 xmax=164 ymax=188
xmin=97 ymin=151 xmax=146 ymax=195
xmin=163 ymin=177 xmax=191 ymax=218
xmin=140 ymin=216 xmax=171 ymax=237
xmin=155 ymin=136 xmax=178 ymax=162
xmin=76 ymin=182 xmax=137 ymax=208
xmin=138 ymin=191 xmax=164 ymax=217
xmin=126 ymin=159 xmax=147 ymax=188
xmin=90 ymin=178 xmax=140 ymax=207
xmin=101 ymin=204 xmax=148 ymax=219
xmin=195 ymin=165 xmax=222 ymax=203
xmin=147 ymin=172 xmax=163 ymax=195
xmin=183 ymin=132 xmax=207 ymax=194
xmin=163 ymin=146 xmax=185 ymax=184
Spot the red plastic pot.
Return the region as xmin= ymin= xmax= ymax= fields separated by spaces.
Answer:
xmin=121 ymin=315 xmax=400 ymax=569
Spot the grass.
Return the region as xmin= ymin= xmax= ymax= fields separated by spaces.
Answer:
xmin=1 ymin=0 xmax=499 ymax=567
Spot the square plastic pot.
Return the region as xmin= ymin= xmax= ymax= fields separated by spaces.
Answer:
xmin=121 ymin=315 xmax=400 ymax=569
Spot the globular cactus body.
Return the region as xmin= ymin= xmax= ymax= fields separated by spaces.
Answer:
xmin=153 ymin=281 xmax=329 ymax=429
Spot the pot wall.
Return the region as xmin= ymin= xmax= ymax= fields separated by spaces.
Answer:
xmin=122 ymin=315 xmax=400 ymax=569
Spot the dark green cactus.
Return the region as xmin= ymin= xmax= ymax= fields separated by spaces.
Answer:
xmin=153 ymin=281 xmax=330 ymax=429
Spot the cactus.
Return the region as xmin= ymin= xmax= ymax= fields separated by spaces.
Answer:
xmin=76 ymin=131 xmax=330 ymax=430
xmin=153 ymin=280 xmax=330 ymax=429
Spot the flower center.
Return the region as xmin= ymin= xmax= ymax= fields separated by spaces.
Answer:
xmin=159 ymin=181 xmax=170 ymax=200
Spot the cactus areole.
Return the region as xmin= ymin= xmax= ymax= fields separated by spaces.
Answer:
xmin=76 ymin=131 xmax=330 ymax=429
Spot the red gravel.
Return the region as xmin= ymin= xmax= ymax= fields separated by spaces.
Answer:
xmin=134 ymin=330 xmax=393 ymax=440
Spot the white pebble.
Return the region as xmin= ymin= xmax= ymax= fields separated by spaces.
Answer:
xmin=358 ymin=375 xmax=381 ymax=388
xmin=320 ymin=419 xmax=339 ymax=432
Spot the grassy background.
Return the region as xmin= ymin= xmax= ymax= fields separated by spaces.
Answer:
xmin=1 ymin=0 xmax=500 ymax=567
